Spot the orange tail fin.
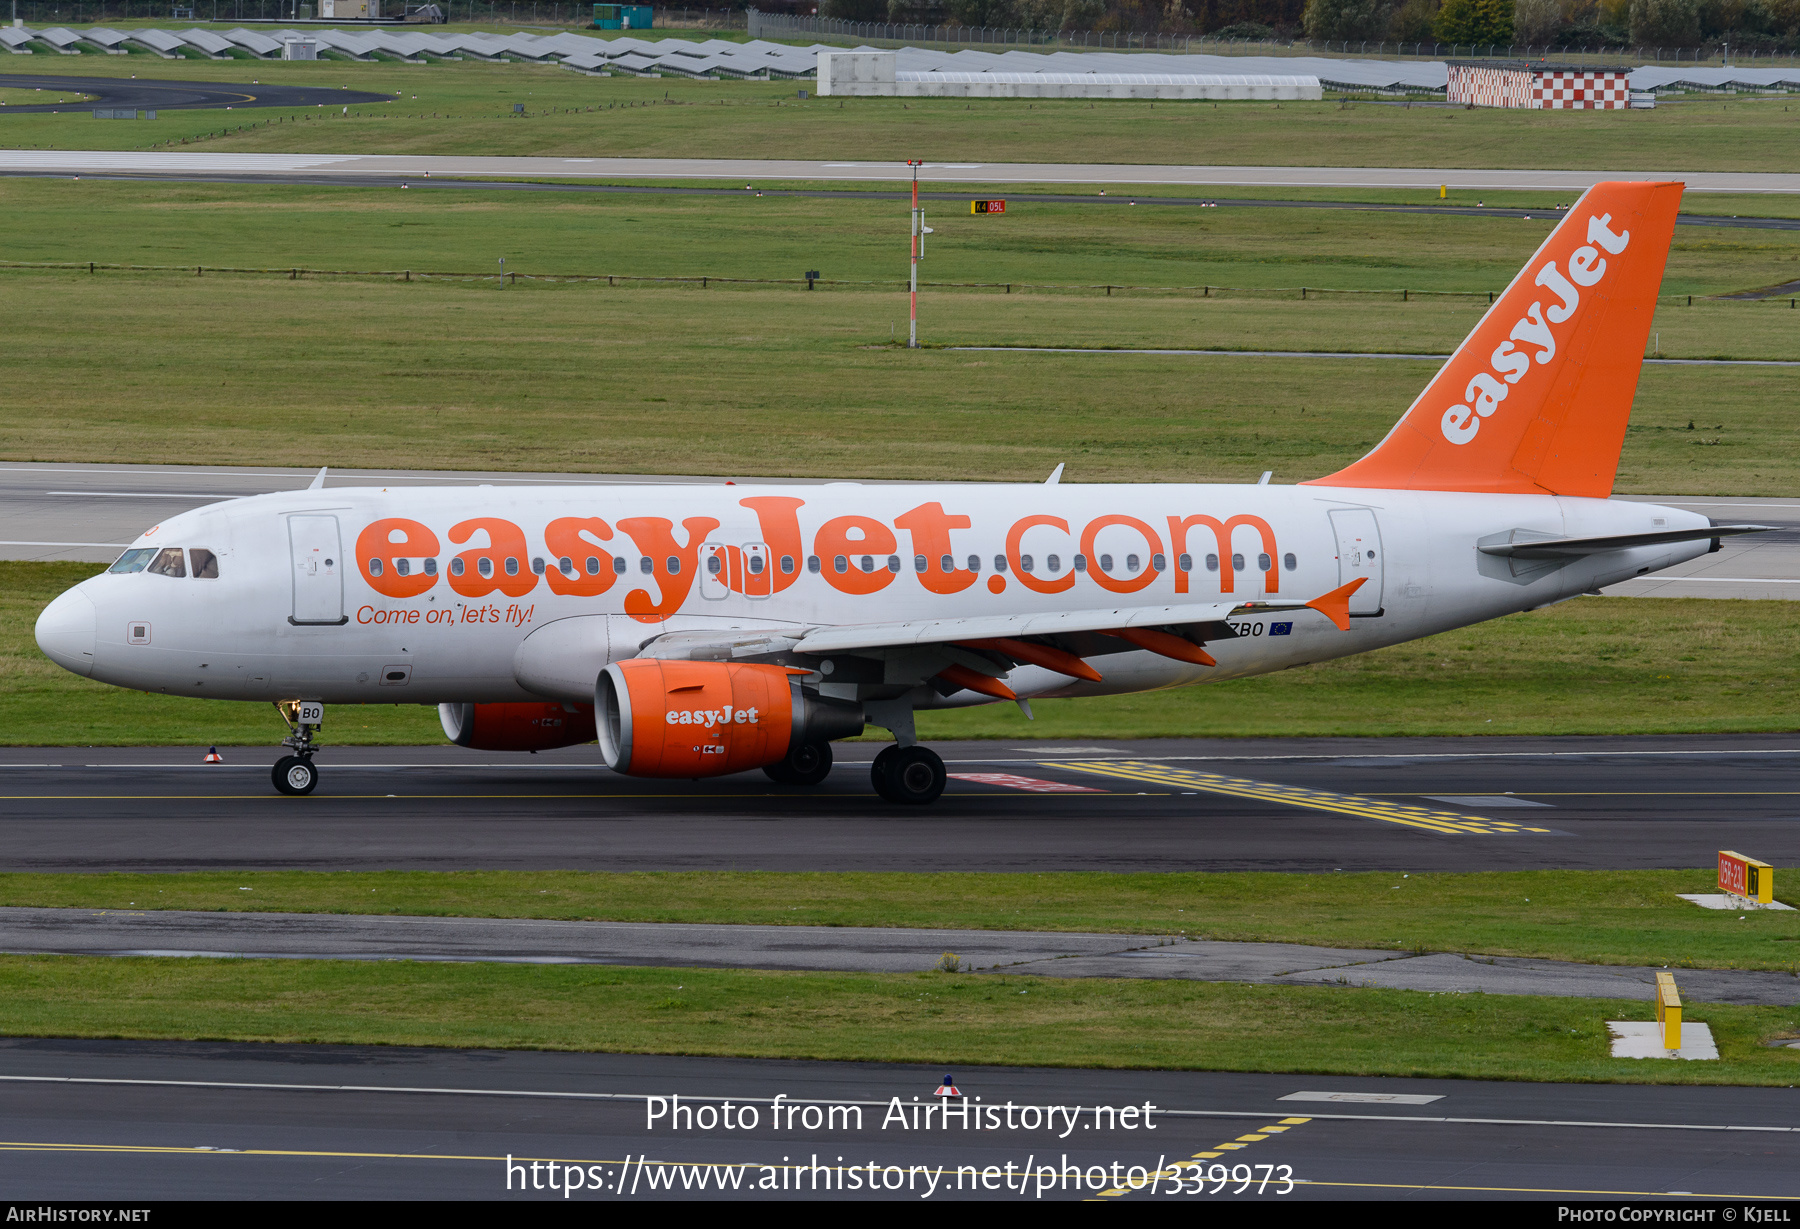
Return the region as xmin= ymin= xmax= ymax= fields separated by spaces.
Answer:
xmin=1303 ymin=181 xmax=1683 ymax=498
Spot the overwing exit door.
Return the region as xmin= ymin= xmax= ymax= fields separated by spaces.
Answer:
xmin=289 ymin=514 xmax=347 ymax=625
xmin=1328 ymin=508 xmax=1384 ymax=616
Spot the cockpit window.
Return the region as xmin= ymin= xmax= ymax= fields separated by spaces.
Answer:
xmin=146 ymin=547 xmax=187 ymax=578
xmin=107 ymin=548 xmax=157 ymax=574
xmin=190 ymin=549 xmax=219 ymax=579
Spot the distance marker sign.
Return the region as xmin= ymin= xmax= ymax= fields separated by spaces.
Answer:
xmin=970 ymin=199 xmax=1007 ymax=214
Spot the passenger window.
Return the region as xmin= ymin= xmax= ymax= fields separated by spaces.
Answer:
xmin=1179 ymin=553 xmax=1193 ymax=571
xmin=859 ymin=555 xmax=874 ymax=574
xmin=967 ymin=555 xmax=981 ymax=573
xmin=1046 ymin=554 xmax=1061 ymax=573
xmin=478 ymin=558 xmax=494 ymax=578
xmin=1258 ymin=553 xmax=1272 ymax=572
xmin=993 ymin=555 xmax=1007 ymax=573
xmin=424 ymin=558 xmax=438 ymax=576
xmin=531 ymin=557 xmax=546 ymax=575
xmin=833 ymin=555 xmax=847 ymax=574
xmin=666 ymin=557 xmax=680 ymax=575
xmin=451 ymin=558 xmax=466 ymax=576
xmin=808 ymin=556 xmax=821 ymax=574
xmin=886 ymin=556 xmax=899 ymax=573
xmin=504 ymin=557 xmax=520 ymax=576
xmin=612 ymin=557 xmax=626 ymax=575
xmin=189 ymin=548 xmax=219 ymax=579
xmin=782 ymin=555 xmax=796 ymax=574
xmin=1100 ymin=554 xmax=1113 ymax=572
xmin=707 ymin=554 xmax=723 ymax=576
xmin=915 ymin=555 xmax=928 ymax=573
xmin=147 ymin=547 xmax=186 ymax=578
xmin=1126 ymin=554 xmax=1140 ymax=573
xmin=1232 ymin=553 xmax=1245 ymax=571
xmin=1205 ymin=553 xmax=1219 ymax=572
xmin=395 ymin=558 xmax=410 ymax=577
xmin=107 ymin=548 xmax=157 ymax=574
xmin=1074 ymin=553 xmax=1087 ymax=572
xmin=639 ymin=557 xmax=652 ymax=574
xmin=749 ymin=555 xmax=765 ymax=575
xmin=1020 ymin=555 xmax=1034 ymax=573
xmin=1152 ymin=553 xmax=1166 ymax=572
xmin=1283 ymin=552 xmax=1297 ymax=571
xmin=369 ymin=558 xmax=385 ymax=577
xmin=940 ymin=554 xmax=953 ymax=572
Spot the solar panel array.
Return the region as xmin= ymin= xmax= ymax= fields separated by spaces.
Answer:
xmin=5 ymin=27 xmax=1799 ymax=92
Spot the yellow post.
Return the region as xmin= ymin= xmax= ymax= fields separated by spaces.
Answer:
xmin=1655 ymin=971 xmax=1682 ymax=1051
xmin=1439 ymin=185 xmax=1447 ymax=199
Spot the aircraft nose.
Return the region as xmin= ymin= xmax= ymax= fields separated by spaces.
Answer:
xmin=35 ymin=586 xmax=97 ymax=678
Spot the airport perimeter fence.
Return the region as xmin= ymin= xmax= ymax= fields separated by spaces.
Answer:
xmin=0 ymin=2 xmax=745 ymax=29
xmin=747 ymin=8 xmax=1800 ymax=69
xmin=3 ymin=260 xmax=1784 ymax=307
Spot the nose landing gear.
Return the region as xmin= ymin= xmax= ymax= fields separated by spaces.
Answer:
xmin=271 ymin=700 xmax=324 ymax=797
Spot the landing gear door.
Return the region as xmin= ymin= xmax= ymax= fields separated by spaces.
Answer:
xmin=289 ymin=514 xmax=347 ymax=626
xmin=743 ymin=542 xmax=771 ymax=598
xmin=1328 ymin=508 xmax=1384 ymax=616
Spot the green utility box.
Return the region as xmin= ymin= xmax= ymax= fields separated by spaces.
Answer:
xmin=592 ymin=4 xmax=653 ymax=28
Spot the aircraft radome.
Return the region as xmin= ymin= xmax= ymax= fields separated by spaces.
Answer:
xmin=35 ymin=181 xmax=1768 ymax=803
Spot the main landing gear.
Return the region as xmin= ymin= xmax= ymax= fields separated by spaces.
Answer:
xmin=271 ymin=700 xmax=323 ymax=796
xmin=871 ymin=744 xmax=947 ymax=805
xmin=763 ymin=740 xmax=834 ymax=787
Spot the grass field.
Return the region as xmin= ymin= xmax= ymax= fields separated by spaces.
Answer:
xmin=3 ymin=868 xmax=1793 ymax=971
xmin=1 ymin=955 xmax=1794 ymax=1083
xmin=1 ymin=273 xmax=1796 ymax=490
xmin=4 ymin=178 xmax=1798 ymax=299
xmin=1 ymin=57 xmax=1798 ymax=171
xmin=7 ymin=562 xmax=1798 ymax=743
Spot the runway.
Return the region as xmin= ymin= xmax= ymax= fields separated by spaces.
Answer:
xmin=1 ymin=150 xmax=1798 ymax=194
xmin=0 ymin=74 xmax=394 ymax=114
xmin=1 ymin=1038 xmax=1795 ymax=1200
xmin=3 ymin=907 xmax=1792 ymax=1003
xmin=4 ymin=735 xmax=1799 ymax=873
xmin=6 ymin=460 xmax=1797 ymax=599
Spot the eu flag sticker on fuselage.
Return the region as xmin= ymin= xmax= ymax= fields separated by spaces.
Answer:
xmin=1270 ymin=622 xmax=1293 ymax=636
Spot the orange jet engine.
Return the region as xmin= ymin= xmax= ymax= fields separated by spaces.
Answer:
xmin=596 ymin=659 xmax=864 ymax=779
xmin=439 ymin=701 xmax=597 ymax=751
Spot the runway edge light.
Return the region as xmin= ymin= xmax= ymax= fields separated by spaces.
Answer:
xmin=934 ymin=1076 xmax=960 ymax=1097
xmin=203 ymin=746 xmax=222 ymax=764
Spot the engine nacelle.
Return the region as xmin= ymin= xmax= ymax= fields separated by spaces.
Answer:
xmin=439 ymin=701 xmax=596 ymax=751
xmin=596 ymin=659 xmax=863 ymax=778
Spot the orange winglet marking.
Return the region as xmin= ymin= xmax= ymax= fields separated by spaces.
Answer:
xmin=957 ymin=637 xmax=1103 ymax=683
xmin=1102 ymin=627 xmax=1217 ymax=668
xmin=1304 ymin=577 xmax=1368 ymax=631
xmin=936 ymin=663 xmax=1018 ymax=701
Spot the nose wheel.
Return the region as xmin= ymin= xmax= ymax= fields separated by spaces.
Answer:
xmin=871 ymin=745 xmax=946 ymax=805
xmin=272 ymin=755 xmax=318 ymax=796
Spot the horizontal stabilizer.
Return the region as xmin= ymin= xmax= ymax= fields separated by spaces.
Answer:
xmin=1477 ymin=524 xmax=1772 ymax=559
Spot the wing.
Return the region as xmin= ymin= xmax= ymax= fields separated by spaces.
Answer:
xmin=633 ymin=580 xmax=1367 ymax=700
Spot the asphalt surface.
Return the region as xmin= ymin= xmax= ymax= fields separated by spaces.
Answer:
xmin=4 ymin=908 xmax=1792 ymax=1004
xmin=0 ymin=74 xmax=395 ymax=114
xmin=5 ymin=735 xmax=1800 ymax=873
xmin=8 ymin=461 xmax=1798 ymax=599
xmin=3 ymin=151 xmax=1800 ymax=195
xmin=1 ymin=1038 xmax=1796 ymax=1200
xmin=1 ymin=160 xmax=1796 ymax=232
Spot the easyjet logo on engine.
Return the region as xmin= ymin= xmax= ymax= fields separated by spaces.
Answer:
xmin=667 ymin=706 xmax=762 ymax=727
xmin=1440 ymin=213 xmax=1631 ymax=446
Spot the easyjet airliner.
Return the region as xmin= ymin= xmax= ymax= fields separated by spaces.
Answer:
xmin=35 ymin=181 xmax=1765 ymax=803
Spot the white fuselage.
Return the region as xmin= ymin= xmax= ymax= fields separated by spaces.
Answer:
xmin=35 ymin=482 xmax=1711 ymax=710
